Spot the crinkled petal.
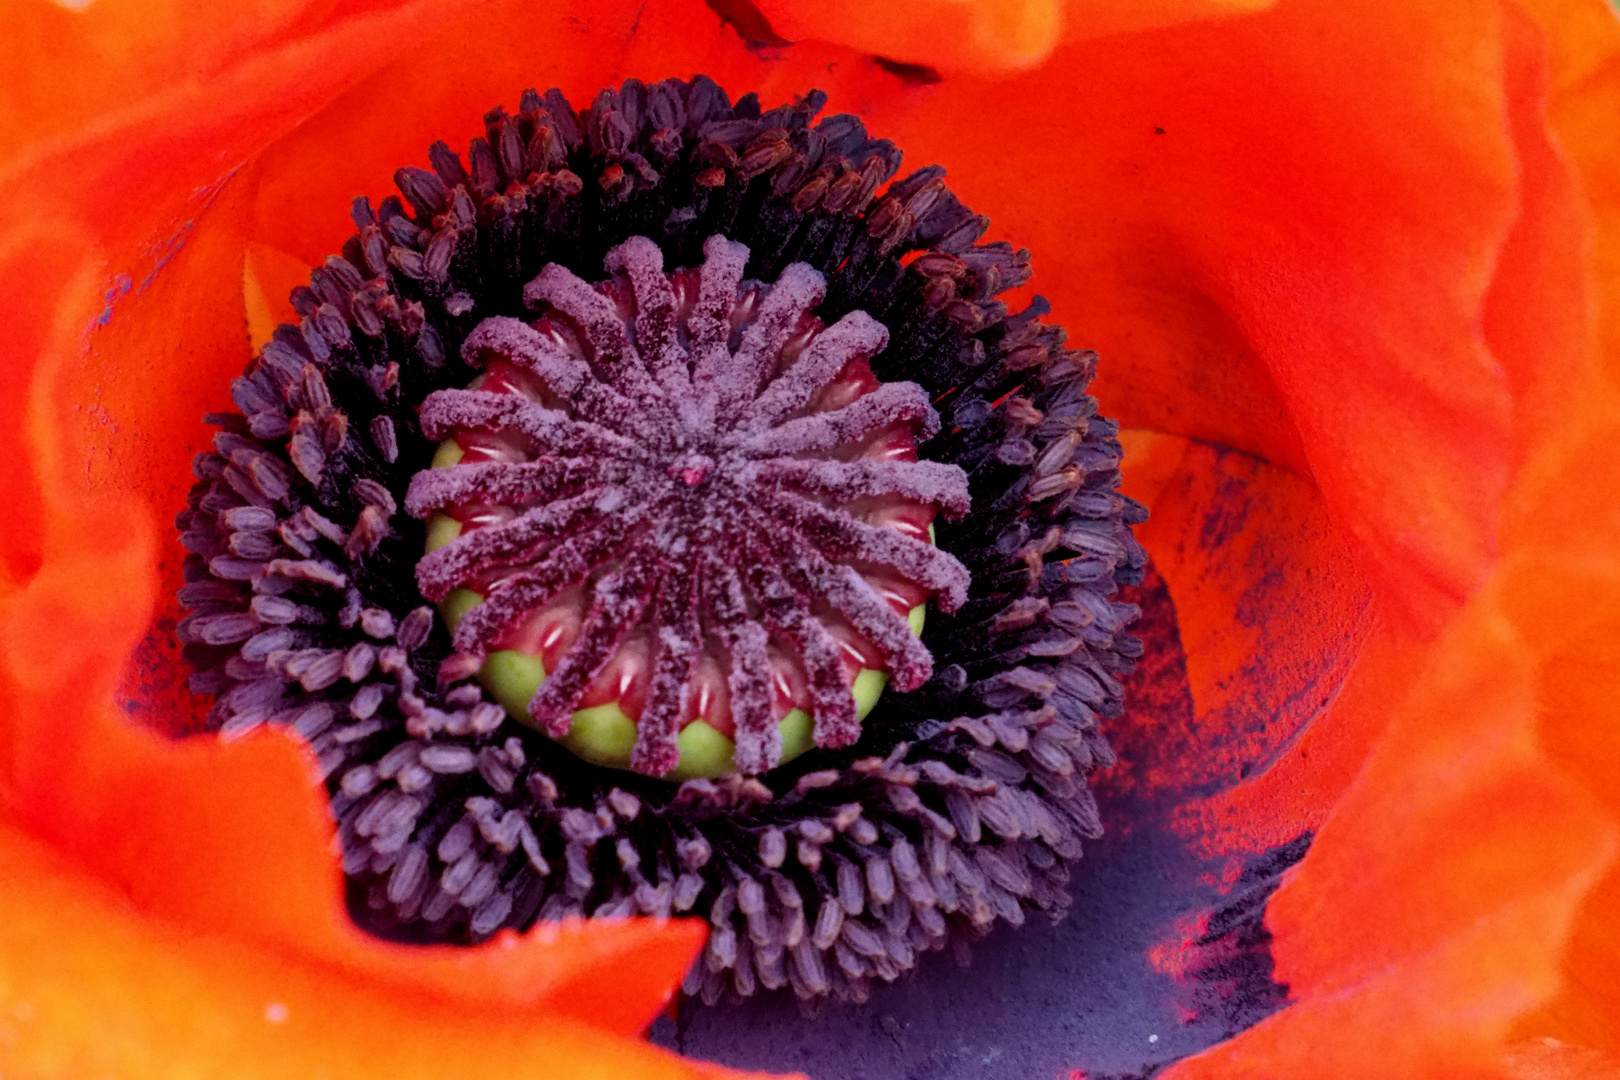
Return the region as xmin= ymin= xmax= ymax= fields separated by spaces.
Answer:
xmin=1497 ymin=0 xmax=1620 ymax=1027
xmin=1166 ymin=575 xmax=1616 ymax=1079
xmin=1155 ymin=3 xmax=1620 ymax=1075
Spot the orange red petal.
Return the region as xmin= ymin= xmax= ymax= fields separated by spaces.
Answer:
xmin=1 ymin=0 xmax=1617 ymax=1076
xmin=1155 ymin=2 xmax=1620 ymax=1073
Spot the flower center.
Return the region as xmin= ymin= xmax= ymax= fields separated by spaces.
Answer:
xmin=409 ymin=235 xmax=970 ymax=779
xmin=173 ymin=76 xmax=1148 ymax=998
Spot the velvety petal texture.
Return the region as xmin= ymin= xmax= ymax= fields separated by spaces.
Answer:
xmin=0 ymin=0 xmax=1616 ymax=1076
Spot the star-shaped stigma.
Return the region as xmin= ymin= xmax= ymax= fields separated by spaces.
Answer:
xmin=405 ymin=234 xmax=972 ymax=777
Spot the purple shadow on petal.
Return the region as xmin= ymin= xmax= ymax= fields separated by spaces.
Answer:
xmin=1100 ymin=447 xmax=1376 ymax=815
xmin=652 ymin=820 xmax=1312 ymax=1079
xmin=705 ymin=0 xmax=795 ymax=49
xmin=872 ymin=57 xmax=946 ymax=86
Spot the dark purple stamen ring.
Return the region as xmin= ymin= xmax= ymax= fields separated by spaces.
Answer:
xmin=174 ymin=77 xmax=1147 ymax=1004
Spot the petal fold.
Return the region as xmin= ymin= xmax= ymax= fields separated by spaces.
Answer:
xmin=752 ymin=0 xmax=1284 ymax=75
xmin=0 ymin=817 xmax=755 ymax=1080
xmin=754 ymin=0 xmax=1064 ymax=73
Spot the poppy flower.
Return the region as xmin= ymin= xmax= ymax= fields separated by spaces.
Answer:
xmin=2 ymin=0 xmax=1617 ymax=1078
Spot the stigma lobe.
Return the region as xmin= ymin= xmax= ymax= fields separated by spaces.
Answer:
xmin=407 ymin=234 xmax=971 ymax=776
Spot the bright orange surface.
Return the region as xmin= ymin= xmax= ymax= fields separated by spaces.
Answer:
xmin=0 ymin=816 xmax=743 ymax=1080
xmin=1 ymin=0 xmax=1617 ymax=1076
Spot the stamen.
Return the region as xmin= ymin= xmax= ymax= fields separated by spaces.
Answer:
xmin=173 ymin=78 xmax=1147 ymax=1003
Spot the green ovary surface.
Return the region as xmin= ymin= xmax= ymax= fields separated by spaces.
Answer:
xmin=431 ymin=550 xmax=926 ymax=780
